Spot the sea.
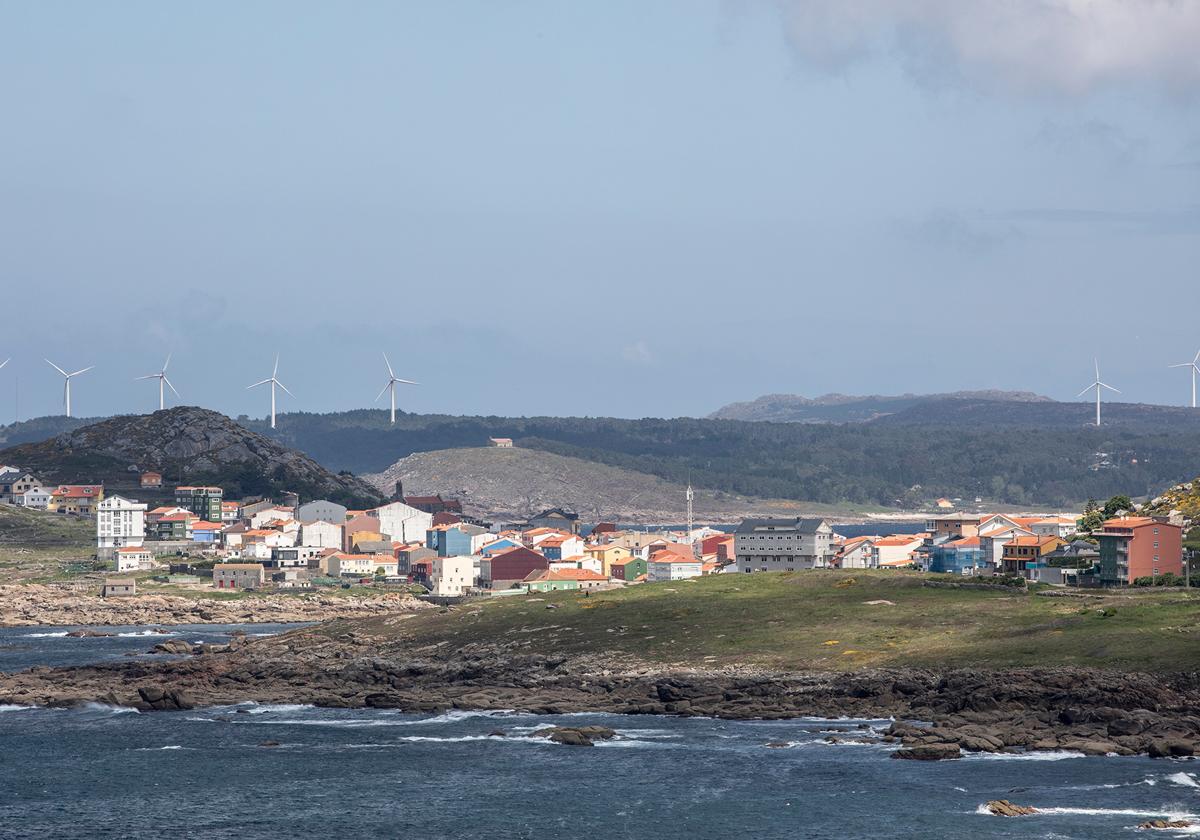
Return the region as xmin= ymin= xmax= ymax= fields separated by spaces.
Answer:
xmin=1 ymin=626 xmax=1198 ymax=839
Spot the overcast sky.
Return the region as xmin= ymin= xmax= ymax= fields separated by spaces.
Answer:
xmin=2 ymin=1 xmax=1198 ymax=422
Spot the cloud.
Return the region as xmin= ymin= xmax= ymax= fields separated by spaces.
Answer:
xmin=772 ymin=1 xmax=1200 ymax=95
xmin=1035 ymin=118 xmax=1145 ymax=166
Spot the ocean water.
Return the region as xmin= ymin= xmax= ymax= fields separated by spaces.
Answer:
xmin=1 ymin=632 xmax=1198 ymax=839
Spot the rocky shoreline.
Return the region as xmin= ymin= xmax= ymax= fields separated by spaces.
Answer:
xmin=0 ymin=584 xmax=431 ymax=626
xmin=2 ymin=621 xmax=1199 ymax=759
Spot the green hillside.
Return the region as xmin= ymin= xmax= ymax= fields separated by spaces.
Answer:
xmin=334 ymin=571 xmax=1200 ymax=672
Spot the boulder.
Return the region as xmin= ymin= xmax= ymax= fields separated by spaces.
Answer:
xmin=1138 ymin=820 xmax=1193 ymax=830
xmin=531 ymin=726 xmax=618 ymax=747
xmin=1149 ymin=739 xmax=1195 ymax=758
xmin=984 ymin=800 xmax=1038 ymax=817
xmin=892 ymin=743 xmax=961 ymax=761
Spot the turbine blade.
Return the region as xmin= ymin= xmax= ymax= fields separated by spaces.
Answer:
xmin=1076 ymin=385 xmax=1095 ymax=398
xmin=276 ymin=380 xmax=293 ymax=397
xmin=247 ymin=379 xmax=272 ymax=389
xmin=383 ymin=352 xmax=394 ymax=378
xmin=394 ymin=378 xmax=419 ymax=385
xmin=164 ymin=376 xmax=180 ymax=397
xmin=45 ymin=359 xmax=67 ymax=376
xmin=1100 ymin=383 xmax=1120 ymax=393
xmin=1194 ymin=348 xmax=1200 ymax=365
xmin=273 ymin=354 xmax=279 ymax=378
xmin=1170 ymin=363 xmax=1190 ymax=368
xmin=162 ymin=353 xmax=171 ymax=372
xmin=1094 ymin=358 xmax=1100 ymax=380
xmin=0 ymin=359 xmax=8 ymax=370
xmin=68 ymin=366 xmax=94 ymax=377
xmin=134 ymin=374 xmax=157 ymax=380
xmin=375 ymin=382 xmax=391 ymax=403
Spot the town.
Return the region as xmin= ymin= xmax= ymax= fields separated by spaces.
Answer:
xmin=1 ymin=461 xmax=1190 ymax=600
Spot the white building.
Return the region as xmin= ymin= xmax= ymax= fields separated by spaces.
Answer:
xmin=96 ymin=495 xmax=147 ymax=558
xmin=15 ymin=487 xmax=52 ymax=509
xmin=300 ymin=519 xmax=344 ymax=549
xmin=734 ymin=518 xmax=835 ymax=573
xmin=370 ymin=501 xmax=433 ymax=543
xmin=430 ymin=556 xmax=474 ymax=596
xmin=114 ymin=546 xmax=153 ymax=572
xmin=328 ymin=553 xmax=398 ymax=578
xmin=1032 ymin=517 xmax=1079 ymax=539
xmin=249 ymin=506 xmax=294 ymax=529
xmin=647 ymin=552 xmax=703 ymax=582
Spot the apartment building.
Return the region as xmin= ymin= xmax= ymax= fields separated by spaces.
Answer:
xmin=734 ymin=518 xmax=835 ymax=572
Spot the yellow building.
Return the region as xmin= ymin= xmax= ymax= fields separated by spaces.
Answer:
xmin=584 ymin=543 xmax=633 ymax=577
xmin=49 ymin=484 xmax=105 ymax=515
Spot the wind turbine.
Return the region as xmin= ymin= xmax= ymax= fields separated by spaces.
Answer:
xmin=1169 ymin=349 xmax=1200 ymax=409
xmin=45 ymin=359 xmax=94 ymax=418
xmin=135 ymin=354 xmax=179 ymax=411
xmin=0 ymin=358 xmax=8 ymax=371
xmin=374 ymin=353 xmax=418 ymax=424
xmin=246 ymin=354 xmax=292 ymax=429
xmin=1077 ymin=358 xmax=1119 ymax=427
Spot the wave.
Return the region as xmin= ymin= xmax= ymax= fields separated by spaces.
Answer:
xmin=21 ymin=631 xmax=68 ymax=638
xmin=398 ymin=735 xmax=546 ymax=744
xmin=134 ymin=745 xmax=188 ymax=751
xmin=237 ymin=703 xmax=316 ymax=715
xmin=116 ymin=630 xmax=169 ymax=637
xmin=595 ymin=739 xmax=681 ymax=749
xmin=1167 ymin=772 xmax=1200 ymax=789
xmin=962 ymin=750 xmax=1085 ymax=761
xmin=0 ymin=704 xmax=33 ymax=713
xmin=412 ymin=709 xmax=524 ymax=725
xmin=976 ymin=804 xmax=1199 ymax=819
xmin=83 ymin=703 xmax=140 ymax=714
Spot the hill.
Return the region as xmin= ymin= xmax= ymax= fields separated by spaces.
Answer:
xmin=245 ymin=408 xmax=1200 ymax=509
xmin=0 ymin=416 xmax=94 ymax=449
xmin=0 ymin=407 xmax=384 ymax=507
xmin=0 ymin=505 xmax=95 ymax=581
xmin=708 ymin=391 xmax=1052 ymax=423
xmin=365 ymin=447 xmax=852 ymax=523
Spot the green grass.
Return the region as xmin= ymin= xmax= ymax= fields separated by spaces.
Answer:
xmin=347 ymin=570 xmax=1200 ymax=672
xmin=0 ymin=505 xmax=95 ymax=582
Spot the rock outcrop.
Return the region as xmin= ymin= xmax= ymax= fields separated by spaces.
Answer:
xmin=0 ymin=407 xmax=383 ymax=507
xmin=0 ymin=584 xmax=430 ymax=626
xmin=984 ymin=801 xmax=1038 ymax=817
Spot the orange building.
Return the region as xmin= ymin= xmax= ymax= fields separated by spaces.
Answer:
xmin=1098 ymin=517 xmax=1183 ymax=585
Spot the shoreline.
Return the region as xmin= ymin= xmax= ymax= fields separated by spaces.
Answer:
xmin=0 ymin=584 xmax=432 ymax=627
xmin=2 ymin=625 xmax=1199 ymax=759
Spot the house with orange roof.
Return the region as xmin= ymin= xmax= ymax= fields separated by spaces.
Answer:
xmin=584 ymin=543 xmax=632 ymax=576
xmin=647 ymin=549 xmax=703 ymax=582
xmin=978 ymin=525 xmax=1035 ymax=571
xmin=1001 ymin=535 xmax=1063 ymax=576
xmin=871 ymin=534 xmax=926 ymax=568
xmin=328 ymin=552 xmax=398 ymax=578
xmin=610 ymin=555 xmax=648 ymax=582
xmin=49 ymin=484 xmax=104 ymax=515
xmin=189 ymin=520 xmax=225 ymax=545
xmin=549 ymin=554 xmax=603 ymax=576
xmin=836 ymin=535 xmax=876 ymax=569
xmin=1098 ymin=517 xmax=1183 ymax=585
xmin=538 ymin=533 xmax=585 ymax=561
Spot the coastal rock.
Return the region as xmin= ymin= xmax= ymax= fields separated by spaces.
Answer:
xmin=892 ymin=744 xmax=960 ymax=761
xmin=1139 ymin=819 xmax=1193 ymax=829
xmin=984 ymin=800 xmax=1038 ymax=817
xmin=531 ymin=726 xmax=618 ymax=747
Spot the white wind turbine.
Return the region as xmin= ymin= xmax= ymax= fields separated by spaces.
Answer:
xmin=1077 ymin=358 xmax=1119 ymax=427
xmin=135 ymin=354 xmax=179 ymax=412
xmin=45 ymin=359 xmax=94 ymax=418
xmin=375 ymin=353 xmax=418 ymax=424
xmin=246 ymin=354 xmax=292 ymax=429
xmin=1169 ymin=349 xmax=1200 ymax=409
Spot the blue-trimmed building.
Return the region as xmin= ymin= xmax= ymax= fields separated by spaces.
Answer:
xmin=927 ymin=536 xmax=986 ymax=575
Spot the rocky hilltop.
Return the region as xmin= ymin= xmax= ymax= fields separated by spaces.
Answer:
xmin=0 ymin=407 xmax=384 ymax=507
xmin=366 ymin=446 xmax=807 ymax=523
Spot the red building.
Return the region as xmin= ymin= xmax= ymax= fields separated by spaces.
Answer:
xmin=487 ymin=546 xmax=548 ymax=585
xmin=1098 ymin=517 xmax=1183 ymax=585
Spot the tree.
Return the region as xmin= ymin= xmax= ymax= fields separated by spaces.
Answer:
xmin=1102 ymin=495 xmax=1133 ymax=519
xmin=1079 ymin=499 xmax=1104 ymax=534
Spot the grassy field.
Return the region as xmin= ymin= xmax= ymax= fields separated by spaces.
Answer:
xmin=359 ymin=570 xmax=1200 ymax=672
xmin=0 ymin=505 xmax=96 ymax=582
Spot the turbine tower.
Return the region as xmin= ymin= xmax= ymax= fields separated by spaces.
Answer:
xmin=1169 ymin=349 xmax=1200 ymax=409
xmin=1077 ymin=358 xmax=1119 ymax=427
xmin=246 ymin=354 xmax=292 ymax=429
xmin=686 ymin=480 xmax=695 ymax=552
xmin=375 ymin=352 xmax=418 ymax=424
xmin=45 ymin=359 xmax=94 ymax=418
xmin=135 ymin=354 xmax=179 ymax=411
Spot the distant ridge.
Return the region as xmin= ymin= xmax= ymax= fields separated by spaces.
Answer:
xmin=708 ymin=391 xmax=1052 ymax=423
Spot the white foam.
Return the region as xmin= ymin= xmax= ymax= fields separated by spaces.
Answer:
xmin=976 ymin=803 xmax=1199 ymax=819
xmin=21 ymin=631 xmax=68 ymax=638
xmin=1167 ymin=772 xmax=1200 ymax=789
xmin=962 ymin=750 xmax=1086 ymax=761
xmin=0 ymin=704 xmax=32 ymax=712
xmin=83 ymin=703 xmax=140 ymax=714
xmin=116 ymin=630 xmax=169 ymax=637
xmin=595 ymin=739 xmax=681 ymax=749
xmin=134 ymin=745 xmax=187 ymax=751
xmin=239 ymin=704 xmax=315 ymax=715
xmin=412 ymin=709 xmax=523 ymax=725
xmin=398 ymin=734 xmax=546 ymax=744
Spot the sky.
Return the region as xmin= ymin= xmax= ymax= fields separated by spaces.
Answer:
xmin=1 ymin=1 xmax=1198 ymax=422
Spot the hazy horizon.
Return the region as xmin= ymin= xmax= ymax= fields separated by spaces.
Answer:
xmin=3 ymin=2 xmax=1198 ymax=420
